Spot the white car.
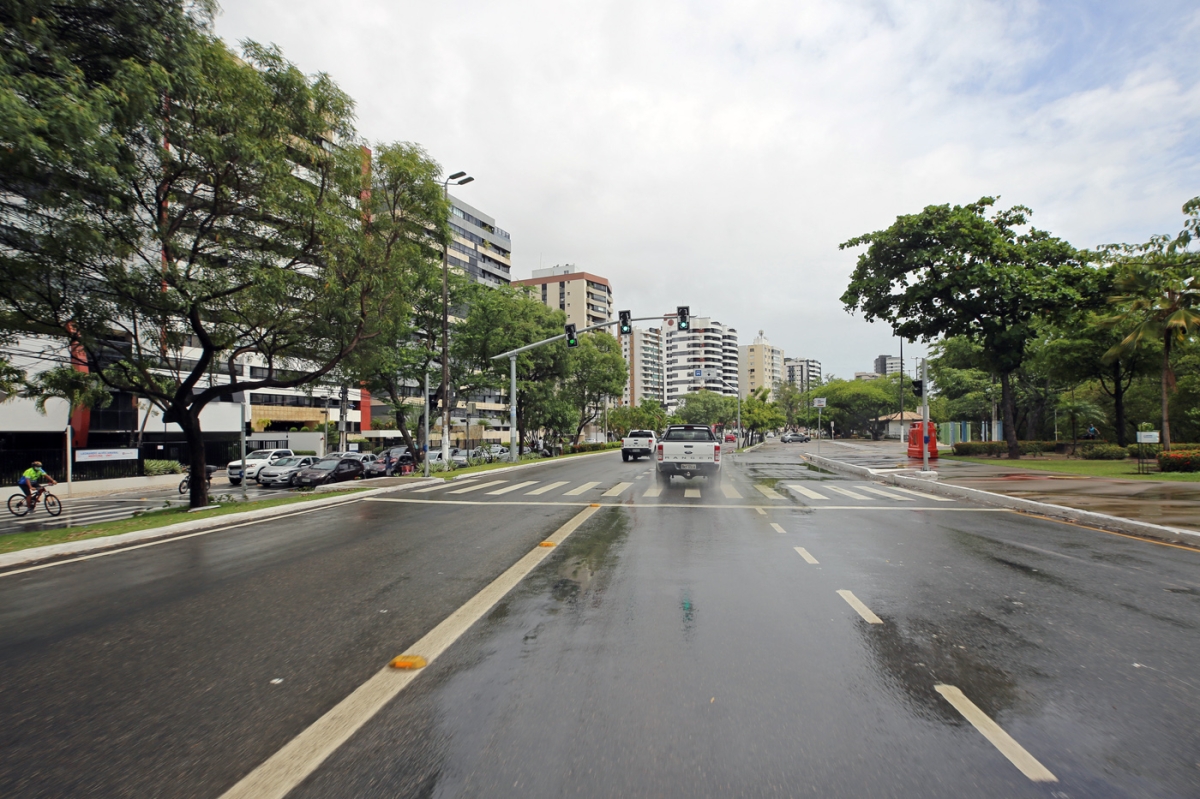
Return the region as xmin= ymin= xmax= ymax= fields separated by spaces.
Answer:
xmin=227 ymin=448 xmax=293 ymax=485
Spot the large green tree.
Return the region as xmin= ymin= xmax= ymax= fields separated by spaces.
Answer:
xmin=561 ymin=331 xmax=627 ymax=444
xmin=841 ymin=198 xmax=1091 ymax=458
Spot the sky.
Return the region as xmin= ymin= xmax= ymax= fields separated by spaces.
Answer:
xmin=214 ymin=0 xmax=1200 ymax=380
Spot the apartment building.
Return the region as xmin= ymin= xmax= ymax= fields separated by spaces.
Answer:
xmin=873 ymin=354 xmax=903 ymax=376
xmin=663 ymin=315 xmax=739 ymax=412
xmin=513 ymin=264 xmax=613 ymax=329
xmin=446 ymin=194 xmax=513 ymax=287
xmin=739 ymin=331 xmax=785 ymax=400
xmin=785 ymin=358 xmax=822 ymax=392
xmin=620 ymin=326 xmax=665 ymax=408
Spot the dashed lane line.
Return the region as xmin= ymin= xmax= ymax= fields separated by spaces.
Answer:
xmin=721 ymin=484 xmax=742 ymax=499
xmin=487 ymin=481 xmax=538 ymax=495
xmin=448 ymin=480 xmax=507 ymax=495
xmin=752 ymin=484 xmax=785 ymax=500
xmin=826 ymin=485 xmax=871 ymax=500
xmin=770 ymin=522 xmax=786 ymax=534
xmin=859 ymin=486 xmax=914 ymax=502
xmin=362 ymin=498 xmax=1013 ymax=513
xmin=563 ymin=481 xmax=600 ymax=496
xmin=934 ymin=685 xmax=1058 ymax=782
xmin=794 ymin=547 xmax=819 ymax=564
xmin=836 ymin=590 xmax=883 ymax=624
xmin=526 ymin=481 xmax=568 ymax=495
xmin=786 ymin=484 xmax=828 ymax=500
xmin=883 ymin=485 xmax=955 ymax=502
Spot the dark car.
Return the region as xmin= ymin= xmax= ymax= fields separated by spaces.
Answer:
xmin=292 ymin=457 xmax=364 ymax=487
xmin=256 ymin=456 xmax=319 ymax=487
xmin=361 ymin=454 xmax=388 ymax=479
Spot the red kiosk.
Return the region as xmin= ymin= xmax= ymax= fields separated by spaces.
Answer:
xmin=907 ymin=422 xmax=939 ymax=459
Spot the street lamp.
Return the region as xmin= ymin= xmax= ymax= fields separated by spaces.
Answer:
xmin=441 ymin=171 xmax=473 ymax=470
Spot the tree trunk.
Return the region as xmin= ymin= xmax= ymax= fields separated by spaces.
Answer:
xmin=180 ymin=408 xmax=209 ymax=509
xmin=1161 ymin=334 xmax=1172 ymax=451
xmin=1000 ymin=371 xmax=1020 ymax=459
xmin=1112 ymin=361 xmax=1127 ymax=447
xmin=384 ymin=385 xmax=419 ymax=463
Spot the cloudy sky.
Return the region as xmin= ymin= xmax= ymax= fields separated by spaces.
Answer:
xmin=214 ymin=0 xmax=1200 ymax=379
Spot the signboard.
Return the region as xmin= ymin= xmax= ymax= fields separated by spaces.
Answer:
xmin=1136 ymin=431 xmax=1160 ymax=444
xmin=813 ymin=398 xmax=827 ymax=408
xmin=75 ymin=448 xmax=139 ymax=463
xmin=694 ymin=369 xmax=703 ymax=377
xmin=348 ymin=443 xmax=360 ymax=451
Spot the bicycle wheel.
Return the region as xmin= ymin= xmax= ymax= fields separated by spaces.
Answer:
xmin=43 ymin=493 xmax=62 ymax=516
xmin=179 ymin=476 xmax=189 ymax=494
xmin=8 ymin=493 xmax=31 ymax=517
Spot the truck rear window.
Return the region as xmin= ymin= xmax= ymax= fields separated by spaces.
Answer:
xmin=662 ymin=428 xmax=715 ymax=442
xmin=629 ymin=431 xmax=655 ymax=438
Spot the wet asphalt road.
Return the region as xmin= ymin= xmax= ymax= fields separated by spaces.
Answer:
xmin=1 ymin=445 xmax=1198 ymax=797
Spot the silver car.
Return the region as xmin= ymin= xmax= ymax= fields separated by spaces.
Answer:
xmin=256 ymin=456 xmax=319 ymax=487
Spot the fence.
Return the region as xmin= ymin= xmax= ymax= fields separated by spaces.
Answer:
xmin=0 ymin=440 xmax=242 ymax=486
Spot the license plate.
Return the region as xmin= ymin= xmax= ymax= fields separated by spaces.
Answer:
xmin=679 ymin=463 xmax=697 ymax=469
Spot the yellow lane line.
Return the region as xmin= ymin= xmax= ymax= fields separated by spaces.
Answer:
xmin=836 ymin=590 xmax=883 ymax=624
xmin=934 ymin=684 xmax=1058 ymax=782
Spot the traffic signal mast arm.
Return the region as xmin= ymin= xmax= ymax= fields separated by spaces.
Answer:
xmin=489 ymin=315 xmax=663 ymax=361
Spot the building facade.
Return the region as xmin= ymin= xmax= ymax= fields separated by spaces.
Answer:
xmin=739 ymin=331 xmax=785 ymax=400
xmin=447 ymin=194 xmax=513 ymax=287
xmin=785 ymin=358 xmax=822 ymax=392
xmin=873 ymin=354 xmax=902 ymax=376
xmin=512 ymin=264 xmax=613 ymax=330
xmin=663 ymin=315 xmax=739 ymax=411
xmin=620 ymin=326 xmax=665 ymax=408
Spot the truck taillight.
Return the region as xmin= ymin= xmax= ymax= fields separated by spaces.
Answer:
xmin=714 ymin=443 xmax=720 ymax=462
xmin=657 ymin=443 xmax=663 ymax=461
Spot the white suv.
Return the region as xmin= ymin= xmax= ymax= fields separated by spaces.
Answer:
xmin=227 ymin=449 xmax=293 ymax=485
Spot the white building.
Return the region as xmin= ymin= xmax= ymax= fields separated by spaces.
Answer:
xmin=620 ymin=326 xmax=665 ymax=408
xmin=739 ymin=331 xmax=785 ymax=400
xmin=873 ymin=354 xmax=903 ymax=376
xmin=663 ymin=315 xmax=739 ymax=411
xmin=785 ymin=358 xmax=822 ymax=392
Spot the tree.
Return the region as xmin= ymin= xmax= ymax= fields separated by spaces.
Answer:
xmin=841 ymin=197 xmax=1091 ymax=458
xmin=675 ymin=390 xmax=734 ymax=426
xmin=774 ymin=381 xmax=804 ymax=430
xmin=808 ymin=378 xmax=896 ymax=439
xmin=561 ymin=332 xmax=627 ymax=444
xmin=742 ymin=386 xmax=785 ymax=442
xmin=1102 ymin=198 xmax=1200 ymax=450
xmin=0 ymin=21 xmax=387 ymax=507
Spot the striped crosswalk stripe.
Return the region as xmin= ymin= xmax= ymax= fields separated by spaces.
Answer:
xmin=16 ymin=508 xmax=139 ymax=526
xmin=826 ymin=485 xmax=871 ymax=500
xmin=684 ymin=488 xmax=701 ymax=498
xmin=414 ymin=481 xmax=459 ymax=493
xmin=449 ymin=480 xmax=507 ymax=494
xmin=564 ymin=481 xmax=600 ymax=496
xmin=526 ymin=481 xmax=568 ymax=495
xmin=487 ymin=481 xmax=537 ymax=495
xmin=860 ymin=486 xmax=913 ymax=501
xmin=721 ymin=484 xmax=742 ymax=499
xmin=753 ymin=484 xmax=785 ymax=500
xmin=883 ymin=485 xmax=955 ymax=502
xmin=643 ymin=486 xmax=662 ymax=498
xmin=602 ymin=482 xmax=633 ymax=497
xmin=786 ymin=484 xmax=828 ymax=500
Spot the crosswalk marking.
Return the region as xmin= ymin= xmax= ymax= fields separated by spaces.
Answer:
xmin=826 ymin=485 xmax=871 ymax=500
xmin=770 ymin=522 xmax=786 ymax=534
xmin=860 ymin=486 xmax=913 ymax=501
xmin=753 ymin=484 xmax=785 ymax=500
xmin=786 ymin=484 xmax=828 ymax=500
xmin=643 ymin=486 xmax=662 ymax=498
xmin=564 ymin=481 xmax=600 ymax=496
xmin=487 ymin=481 xmax=537 ymax=495
xmin=721 ymin=484 xmax=742 ymax=499
xmin=794 ymin=547 xmax=819 ymax=564
xmin=684 ymin=488 xmax=701 ymax=498
xmin=883 ymin=485 xmax=955 ymax=502
xmin=449 ymin=480 xmax=507 ymax=494
xmin=526 ymin=481 xmax=568 ymax=495
xmin=602 ymin=482 xmax=633 ymax=497
xmin=16 ymin=508 xmax=139 ymax=526
xmin=414 ymin=481 xmax=458 ymax=493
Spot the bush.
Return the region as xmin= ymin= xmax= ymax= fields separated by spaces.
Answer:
xmin=144 ymin=459 xmax=184 ymax=475
xmin=1126 ymin=442 xmax=1200 ymax=459
xmin=1158 ymin=451 xmax=1200 ymax=472
xmin=1080 ymin=444 xmax=1128 ymax=460
xmin=1019 ymin=441 xmax=1057 ymax=455
xmin=952 ymin=441 xmax=1006 ymax=457
xmin=564 ymin=442 xmax=613 ymax=454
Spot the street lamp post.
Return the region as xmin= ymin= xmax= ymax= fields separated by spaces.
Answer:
xmin=441 ymin=171 xmax=474 ymax=471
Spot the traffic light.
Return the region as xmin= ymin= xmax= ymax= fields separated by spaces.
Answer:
xmin=912 ymin=379 xmax=923 ymax=398
xmin=618 ymin=310 xmax=632 ymax=335
xmin=565 ymin=323 xmax=578 ymax=347
xmin=677 ymin=306 xmax=690 ymax=330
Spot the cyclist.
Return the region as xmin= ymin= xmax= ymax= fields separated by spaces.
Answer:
xmin=18 ymin=461 xmax=56 ymax=503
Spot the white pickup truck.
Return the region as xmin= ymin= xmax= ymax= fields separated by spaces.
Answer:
xmin=656 ymin=424 xmax=721 ymax=482
xmin=621 ymin=429 xmax=657 ymax=462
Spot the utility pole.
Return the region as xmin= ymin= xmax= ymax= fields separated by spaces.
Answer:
xmin=338 ymin=384 xmax=349 ymax=451
xmin=441 ymin=170 xmax=473 ymax=471
xmin=424 ymin=368 xmax=431 ymax=477
xmin=922 ymin=357 xmax=930 ymax=472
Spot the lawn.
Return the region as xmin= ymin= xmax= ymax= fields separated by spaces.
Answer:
xmin=0 ymin=488 xmax=372 ymax=556
xmin=940 ymin=455 xmax=1200 ymax=482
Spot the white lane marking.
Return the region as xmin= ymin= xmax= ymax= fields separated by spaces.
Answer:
xmin=448 ymin=480 xmax=507 ymax=495
xmin=14 ymin=508 xmax=141 ymax=526
xmin=220 ymin=505 xmax=601 ymax=799
xmin=860 ymin=486 xmax=914 ymax=502
xmin=684 ymin=488 xmax=701 ymax=498
xmin=826 ymin=485 xmax=871 ymax=500
xmin=487 ymin=481 xmax=537 ymax=495
xmin=602 ymin=482 xmax=633 ymax=497
xmin=883 ymin=485 xmax=955 ymax=502
xmin=413 ymin=481 xmax=459 ymax=493
xmin=934 ymin=685 xmax=1058 ymax=782
xmin=753 ymin=484 xmax=785 ymax=500
xmin=364 ymin=498 xmax=1011 ymax=513
xmin=563 ymin=481 xmax=600 ymax=496
xmin=756 ymin=507 xmax=766 ymax=515
xmin=770 ymin=522 xmax=786 ymax=534
xmin=526 ymin=481 xmax=568 ymax=495
xmin=721 ymin=484 xmax=742 ymax=499
xmin=786 ymin=484 xmax=828 ymax=500
xmin=794 ymin=547 xmax=819 ymax=564
xmin=837 ymin=590 xmax=883 ymax=624
xmin=643 ymin=486 xmax=662 ymax=498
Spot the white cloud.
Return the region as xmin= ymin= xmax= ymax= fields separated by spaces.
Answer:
xmin=216 ymin=0 xmax=1200 ymax=378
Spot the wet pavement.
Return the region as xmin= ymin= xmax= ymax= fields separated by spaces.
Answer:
xmin=1 ymin=445 xmax=1198 ymax=797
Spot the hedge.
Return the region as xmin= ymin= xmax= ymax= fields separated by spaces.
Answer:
xmin=1079 ymin=444 xmax=1127 ymax=460
xmin=564 ymin=442 xmax=622 ymax=454
xmin=1158 ymin=451 xmax=1200 ymax=472
xmin=1125 ymin=442 xmax=1200 ymax=458
xmin=144 ymin=459 xmax=184 ymax=475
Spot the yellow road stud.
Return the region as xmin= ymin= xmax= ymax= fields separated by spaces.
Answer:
xmin=389 ymin=655 xmax=427 ymax=670
xmin=539 ymin=541 xmax=556 ymax=547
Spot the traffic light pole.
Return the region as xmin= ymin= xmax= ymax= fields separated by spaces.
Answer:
xmin=922 ymin=357 xmax=930 ymax=472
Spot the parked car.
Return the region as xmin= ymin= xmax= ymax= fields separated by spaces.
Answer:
xmin=381 ymin=446 xmax=416 ymax=474
xmin=292 ymin=457 xmax=364 ymax=487
xmin=256 ymin=456 xmax=319 ymax=487
xmin=227 ymin=449 xmax=293 ymax=486
xmin=361 ymin=454 xmax=388 ymax=478
xmin=781 ymin=432 xmax=810 ymax=443
xmin=724 ymin=433 xmax=737 ymax=443
xmin=427 ymin=450 xmax=469 ymax=469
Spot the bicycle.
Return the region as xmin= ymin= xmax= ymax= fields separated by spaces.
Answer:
xmin=8 ymin=483 xmax=62 ymax=517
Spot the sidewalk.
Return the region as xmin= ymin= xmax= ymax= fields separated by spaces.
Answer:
xmin=802 ymin=440 xmax=1200 ymax=534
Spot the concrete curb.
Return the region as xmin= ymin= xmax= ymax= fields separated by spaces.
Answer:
xmin=803 ymin=453 xmax=1200 ymax=547
xmin=0 ymin=478 xmax=442 ymax=571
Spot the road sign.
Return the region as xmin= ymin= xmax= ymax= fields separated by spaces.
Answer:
xmin=1136 ymin=431 xmax=1160 ymax=443
xmin=813 ymin=397 xmax=826 ymax=408
xmin=694 ymin=369 xmax=702 ymax=377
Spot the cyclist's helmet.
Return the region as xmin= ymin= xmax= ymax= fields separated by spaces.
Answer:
xmin=31 ymin=461 xmax=42 ymax=467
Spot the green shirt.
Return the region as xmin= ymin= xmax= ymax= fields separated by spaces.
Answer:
xmin=22 ymin=467 xmax=48 ymax=482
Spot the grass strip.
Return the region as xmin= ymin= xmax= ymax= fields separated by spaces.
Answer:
xmin=940 ymin=455 xmax=1200 ymax=482
xmin=0 ymin=488 xmax=372 ymax=555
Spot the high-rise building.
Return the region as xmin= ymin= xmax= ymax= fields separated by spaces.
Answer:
xmin=663 ymin=315 xmax=738 ymax=411
xmin=739 ymin=330 xmax=785 ymax=400
xmin=446 ymin=194 xmax=512 ymax=287
xmin=620 ymin=326 xmax=665 ymax=408
xmin=513 ymin=264 xmax=613 ymax=329
xmin=873 ymin=354 xmax=902 ymax=376
xmin=785 ymin=357 xmax=822 ymax=392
